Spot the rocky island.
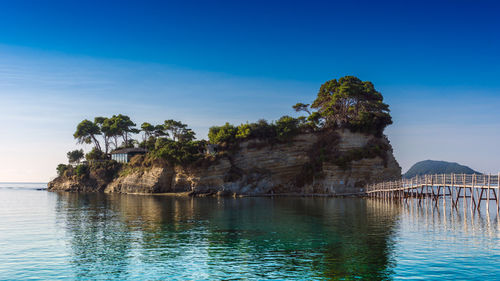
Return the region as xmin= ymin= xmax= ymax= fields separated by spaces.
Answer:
xmin=48 ymin=76 xmax=401 ymax=196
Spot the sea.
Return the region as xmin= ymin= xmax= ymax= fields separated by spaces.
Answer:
xmin=0 ymin=183 xmax=499 ymax=280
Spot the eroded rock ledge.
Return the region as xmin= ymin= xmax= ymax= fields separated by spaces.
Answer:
xmin=48 ymin=130 xmax=401 ymax=196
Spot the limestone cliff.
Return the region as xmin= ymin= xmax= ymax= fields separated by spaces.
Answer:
xmin=48 ymin=130 xmax=401 ymax=195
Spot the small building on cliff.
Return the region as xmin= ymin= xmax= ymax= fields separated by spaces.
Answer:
xmin=110 ymin=148 xmax=147 ymax=163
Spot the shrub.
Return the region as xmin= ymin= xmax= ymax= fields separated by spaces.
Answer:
xmin=236 ymin=123 xmax=251 ymax=139
xmin=208 ymin=123 xmax=237 ymax=144
xmin=75 ymin=164 xmax=89 ymax=177
xmin=274 ymin=115 xmax=300 ymax=141
xmin=248 ymin=119 xmax=276 ymax=139
xmin=153 ymin=139 xmax=204 ymax=165
xmin=128 ymin=154 xmax=145 ymax=167
xmin=139 ymin=136 xmax=157 ymax=151
xmin=90 ymin=160 xmax=121 ymax=180
xmin=85 ymin=148 xmax=107 ymax=161
xmin=56 ymin=164 xmax=69 ymax=176
xmin=347 ymin=111 xmax=393 ymax=137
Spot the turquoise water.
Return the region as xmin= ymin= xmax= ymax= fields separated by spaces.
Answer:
xmin=0 ymin=183 xmax=499 ymax=280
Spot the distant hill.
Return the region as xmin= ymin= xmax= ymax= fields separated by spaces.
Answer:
xmin=404 ymin=160 xmax=480 ymax=178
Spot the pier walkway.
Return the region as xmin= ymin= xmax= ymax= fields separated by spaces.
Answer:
xmin=365 ymin=173 xmax=500 ymax=212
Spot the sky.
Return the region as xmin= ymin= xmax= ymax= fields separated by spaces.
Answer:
xmin=0 ymin=0 xmax=499 ymax=182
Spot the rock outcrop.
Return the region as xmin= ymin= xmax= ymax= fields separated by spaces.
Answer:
xmin=48 ymin=130 xmax=401 ymax=195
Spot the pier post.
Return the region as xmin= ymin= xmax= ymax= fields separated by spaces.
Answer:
xmin=442 ymin=174 xmax=446 ymax=208
xmin=450 ymin=173 xmax=455 ymax=208
xmin=472 ymin=174 xmax=477 ymax=211
xmin=487 ymin=174 xmax=491 ymax=212
xmin=495 ymin=173 xmax=500 ymax=212
xmin=463 ymin=174 xmax=466 ymax=208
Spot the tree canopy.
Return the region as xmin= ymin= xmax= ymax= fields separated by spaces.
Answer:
xmin=310 ymin=76 xmax=392 ymax=136
xmin=292 ymin=103 xmax=311 ymax=115
xmin=67 ymin=149 xmax=84 ymax=164
xmin=74 ymin=119 xmax=102 ymax=151
xmin=94 ymin=117 xmax=112 ymax=153
xmin=111 ymin=114 xmax=138 ymax=146
xmin=141 ymin=122 xmax=155 ymax=141
xmin=208 ymin=123 xmax=238 ymax=145
xmin=163 ymin=119 xmax=195 ymax=142
xmin=74 ymin=115 xmax=140 ymax=153
xmin=274 ymin=115 xmax=300 ymax=141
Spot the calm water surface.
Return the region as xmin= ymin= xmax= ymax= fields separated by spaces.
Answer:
xmin=0 ymin=183 xmax=499 ymax=280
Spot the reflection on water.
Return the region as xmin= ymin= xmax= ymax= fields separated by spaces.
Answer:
xmin=375 ymin=198 xmax=500 ymax=280
xmin=0 ymin=186 xmax=499 ymax=280
xmin=54 ymin=194 xmax=399 ymax=280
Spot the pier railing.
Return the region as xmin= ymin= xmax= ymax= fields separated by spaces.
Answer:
xmin=366 ymin=173 xmax=500 ymax=193
xmin=365 ymin=173 xmax=500 ymax=212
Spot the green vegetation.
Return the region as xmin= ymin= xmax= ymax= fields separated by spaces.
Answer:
xmin=67 ymin=149 xmax=84 ymax=164
xmin=75 ymin=164 xmax=89 ymax=177
xmin=140 ymin=122 xmax=155 ymax=141
xmin=163 ymin=119 xmax=196 ymax=142
xmin=73 ymin=119 xmax=102 ymax=151
xmin=292 ymin=102 xmax=311 ymax=115
xmin=153 ymin=138 xmax=205 ymax=165
xmin=236 ymin=123 xmax=251 ymax=139
xmin=274 ymin=115 xmax=300 ymax=141
xmin=310 ymin=76 xmax=392 ymax=137
xmin=85 ymin=148 xmax=107 ymax=161
xmin=208 ymin=116 xmax=304 ymax=145
xmin=57 ymin=164 xmax=69 ymax=176
xmin=57 ymin=75 xmax=394 ymax=177
xmin=88 ymin=160 xmax=122 ymax=181
xmin=55 ymin=160 xmax=121 ymax=182
xmin=208 ymin=123 xmax=238 ymax=145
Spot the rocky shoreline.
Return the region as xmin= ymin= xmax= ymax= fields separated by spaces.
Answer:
xmin=48 ymin=130 xmax=401 ymax=196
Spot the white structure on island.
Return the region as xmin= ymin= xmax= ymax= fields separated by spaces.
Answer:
xmin=110 ymin=148 xmax=147 ymax=163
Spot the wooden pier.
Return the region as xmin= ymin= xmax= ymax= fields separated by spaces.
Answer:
xmin=365 ymin=173 xmax=500 ymax=213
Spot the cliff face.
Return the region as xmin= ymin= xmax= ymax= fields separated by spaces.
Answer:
xmin=48 ymin=130 xmax=401 ymax=195
xmin=48 ymin=176 xmax=99 ymax=192
xmin=47 ymin=170 xmax=111 ymax=192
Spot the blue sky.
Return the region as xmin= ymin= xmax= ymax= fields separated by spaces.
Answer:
xmin=0 ymin=0 xmax=499 ymax=181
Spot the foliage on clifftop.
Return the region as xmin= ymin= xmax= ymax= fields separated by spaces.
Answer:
xmin=55 ymin=75 xmax=394 ymax=178
xmin=56 ymin=160 xmax=121 ymax=187
xmin=208 ymin=76 xmax=392 ymax=145
xmin=207 ymin=116 xmax=307 ymax=146
xmin=311 ymin=76 xmax=392 ymax=137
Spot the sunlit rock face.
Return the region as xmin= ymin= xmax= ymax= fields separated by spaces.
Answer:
xmin=48 ymin=130 xmax=401 ymax=195
xmin=47 ymin=176 xmax=98 ymax=192
xmin=105 ymin=166 xmax=176 ymax=194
